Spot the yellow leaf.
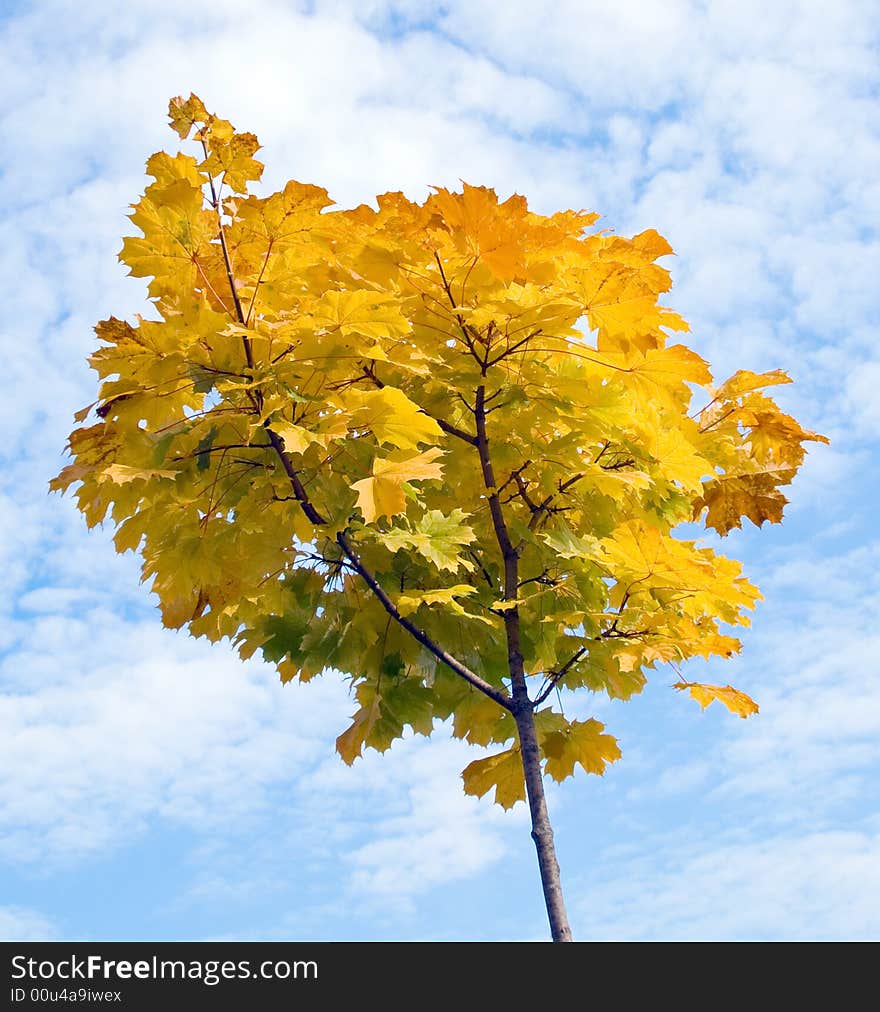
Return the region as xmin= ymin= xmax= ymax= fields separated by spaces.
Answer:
xmin=351 ymin=448 xmax=444 ymax=522
xmin=693 ymin=468 xmax=793 ymax=535
xmin=200 ymin=131 xmax=264 ymax=192
xmin=490 ymin=599 xmax=521 ymax=611
xmin=272 ymin=420 xmax=320 ymax=456
xmin=429 ymin=184 xmax=527 ymax=280
xmin=540 ymin=717 xmax=622 ymax=781
xmin=145 ymin=151 xmax=204 ymax=189
xmin=397 ymin=584 xmax=477 ymax=616
xmin=711 ymin=369 xmax=792 ymax=401
xmin=631 ymin=228 xmax=675 ymax=259
xmin=314 ymin=290 xmax=410 ymax=341
xmin=103 ymin=464 xmax=177 ymax=484
xmin=346 ymin=386 xmax=443 ymax=450
xmin=461 ymin=746 xmax=525 ymax=809
xmin=643 ymin=344 xmax=712 ymax=384
xmin=647 ymin=424 xmax=713 ymax=494
xmin=73 ymin=401 xmax=96 ymax=423
xmin=167 ymin=93 xmax=209 ymax=139
xmin=674 ymin=681 xmax=759 ymax=718
xmin=336 ymin=694 xmax=381 ymax=766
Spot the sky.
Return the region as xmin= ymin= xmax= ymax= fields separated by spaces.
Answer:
xmin=1 ymin=0 xmax=878 ymax=941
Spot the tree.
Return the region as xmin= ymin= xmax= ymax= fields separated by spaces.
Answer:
xmin=52 ymin=95 xmax=826 ymax=941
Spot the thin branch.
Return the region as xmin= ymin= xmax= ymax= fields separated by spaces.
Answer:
xmin=699 ymin=406 xmax=737 ymax=434
xmin=517 ymin=570 xmax=558 ymax=591
xmin=527 ymin=470 xmax=589 ymax=530
xmin=264 ymin=428 xmax=328 ymax=526
xmin=245 ymin=238 xmax=275 ymax=326
xmin=467 ymin=548 xmax=496 ymax=590
xmin=513 ymin=471 xmax=540 ymax=513
xmin=298 ymin=550 xmax=358 ymax=574
xmin=201 ymin=140 xmax=251 ymax=362
xmin=486 ymin=328 xmax=542 ymax=368
xmin=336 ymin=531 xmax=513 ymax=710
xmin=534 ymin=647 xmax=587 ymax=707
xmin=433 ymin=252 xmax=486 ymax=369
xmin=170 ymin=442 xmax=271 ymax=462
xmin=495 ymin=459 xmax=532 ymax=496
xmin=271 ymin=345 xmax=296 ymax=365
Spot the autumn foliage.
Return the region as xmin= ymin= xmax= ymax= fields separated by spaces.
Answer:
xmin=52 ymin=96 xmax=825 ymax=937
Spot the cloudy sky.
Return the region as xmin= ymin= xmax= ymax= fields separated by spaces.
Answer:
xmin=1 ymin=0 xmax=878 ymax=941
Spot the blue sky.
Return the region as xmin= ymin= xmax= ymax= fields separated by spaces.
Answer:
xmin=1 ymin=0 xmax=878 ymax=941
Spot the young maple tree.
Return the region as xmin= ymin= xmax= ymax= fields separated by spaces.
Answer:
xmin=52 ymin=95 xmax=826 ymax=941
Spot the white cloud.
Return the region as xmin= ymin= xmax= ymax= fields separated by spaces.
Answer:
xmin=0 ymin=905 xmax=57 ymax=942
xmin=845 ymin=360 xmax=880 ymax=438
xmin=339 ymin=739 xmax=520 ymax=907
xmin=0 ymin=605 xmax=346 ymax=863
xmin=576 ymin=827 xmax=880 ymax=940
xmin=622 ymin=537 xmax=880 ymax=817
xmin=0 ymin=0 xmax=877 ymax=940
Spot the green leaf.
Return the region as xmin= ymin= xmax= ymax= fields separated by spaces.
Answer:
xmin=195 ymin=426 xmax=218 ymax=471
xmin=541 ymin=521 xmax=602 ymax=561
xmin=151 ymin=432 xmax=175 ymax=466
xmin=260 ymin=611 xmax=311 ymax=665
xmin=378 ymin=509 xmax=476 ymax=572
xmin=336 ymin=675 xmax=434 ymax=764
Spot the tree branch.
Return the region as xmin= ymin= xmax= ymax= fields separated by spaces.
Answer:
xmin=485 ymin=328 xmax=542 ymax=368
xmin=201 ymin=140 xmax=251 ymax=365
xmin=534 ymin=647 xmax=587 ymax=707
xmin=245 ymin=238 xmax=274 ymax=326
xmin=200 ymin=183 xmax=507 ymax=709
xmin=528 ymin=470 xmax=589 ymax=530
xmin=336 ymin=531 xmax=513 ymax=710
xmin=434 ymin=252 xmax=486 ymax=369
xmin=263 ymin=428 xmax=328 ymax=526
xmin=472 ymin=383 xmax=535 ymax=713
xmin=467 ymin=548 xmax=496 ymax=590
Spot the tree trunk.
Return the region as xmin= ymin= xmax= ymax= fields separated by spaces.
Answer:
xmin=472 ymin=381 xmax=573 ymax=941
xmin=513 ymin=703 xmax=573 ymax=941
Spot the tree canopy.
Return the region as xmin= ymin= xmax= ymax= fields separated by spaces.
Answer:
xmin=52 ymin=94 xmax=826 ymax=813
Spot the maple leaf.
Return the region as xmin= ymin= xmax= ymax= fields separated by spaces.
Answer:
xmin=102 ymin=464 xmax=178 ymax=484
xmin=199 ymin=131 xmax=264 ymax=193
xmin=313 ymin=290 xmax=411 ymax=341
xmin=167 ymin=93 xmax=210 ymax=139
xmin=693 ymin=468 xmax=793 ymax=534
xmin=377 ymin=509 xmax=477 ymax=571
xmin=120 ymin=179 xmax=217 ymax=299
xmin=351 ymin=447 xmax=444 ymax=522
xmin=461 ymin=747 xmax=526 ymax=810
xmin=337 ymin=675 xmax=434 ymax=764
xmin=540 ymin=717 xmax=622 ymax=782
xmin=346 ymin=387 xmax=443 ymax=450
xmin=674 ymin=682 xmax=759 ymax=719
xmin=271 ymin=420 xmax=321 ymax=456
xmin=396 ymin=584 xmax=477 ymax=616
